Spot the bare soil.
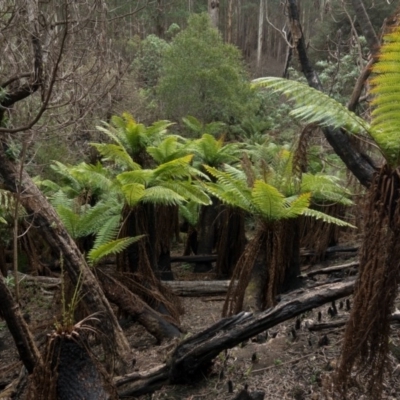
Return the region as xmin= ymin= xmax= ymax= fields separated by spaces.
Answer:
xmin=1 ymin=252 xmax=400 ymax=399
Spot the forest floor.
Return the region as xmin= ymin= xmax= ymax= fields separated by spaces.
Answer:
xmin=1 ymin=249 xmax=400 ymax=399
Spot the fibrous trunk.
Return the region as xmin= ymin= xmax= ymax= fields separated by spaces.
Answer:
xmin=336 ymin=165 xmax=400 ymax=399
xmin=223 ymin=220 xmax=301 ymax=316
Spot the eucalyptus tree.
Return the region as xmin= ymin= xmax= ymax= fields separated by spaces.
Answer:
xmin=253 ymin=25 xmax=400 ymax=399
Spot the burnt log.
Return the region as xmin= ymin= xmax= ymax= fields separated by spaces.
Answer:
xmin=115 ymin=279 xmax=355 ymax=396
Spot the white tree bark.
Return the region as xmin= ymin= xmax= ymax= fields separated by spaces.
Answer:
xmin=256 ymin=0 xmax=265 ymax=73
xmin=208 ymin=0 xmax=220 ymax=29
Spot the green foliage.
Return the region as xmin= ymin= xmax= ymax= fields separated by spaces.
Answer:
xmin=254 ymin=26 xmax=400 ymax=168
xmin=117 ymin=155 xmax=210 ymax=207
xmin=370 ymin=29 xmax=400 ymax=167
xmin=157 ymin=13 xmax=257 ymax=124
xmin=189 ymin=133 xmax=241 ymax=168
xmin=182 ymin=115 xmax=226 ymax=138
xmin=94 ymin=113 xmax=173 ymax=167
xmin=146 ymin=135 xmax=190 ymax=164
xmin=252 ymin=77 xmax=370 ymax=135
xmin=88 ymin=236 xmax=144 ymax=265
xmin=132 ymin=34 xmax=170 ymax=88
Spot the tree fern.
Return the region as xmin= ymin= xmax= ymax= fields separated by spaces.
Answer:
xmin=88 ymin=236 xmax=144 ymax=266
xmin=146 ymin=135 xmax=189 ymax=164
xmin=91 ymin=143 xmax=141 ymax=171
xmin=370 ymin=30 xmax=400 ymax=166
xmin=252 ymin=77 xmax=370 ymax=135
xmin=140 ymin=186 xmax=186 ymax=205
xmin=302 ymin=208 xmax=356 ymax=228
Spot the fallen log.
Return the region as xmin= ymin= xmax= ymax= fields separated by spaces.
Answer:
xmin=115 ymin=279 xmax=356 ymax=396
xmin=304 ymin=261 xmax=359 ymax=278
xmin=163 ymin=280 xmax=233 ymax=296
xmin=11 ymin=272 xmax=234 ymax=297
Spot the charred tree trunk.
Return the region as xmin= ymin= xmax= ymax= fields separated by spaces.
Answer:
xmin=195 ymin=200 xmax=220 ymax=272
xmin=29 ymin=333 xmax=118 ymax=400
xmin=215 ymin=207 xmax=246 ymax=278
xmin=0 ymin=276 xmax=42 ymax=374
xmin=0 ymin=140 xmax=131 ymax=374
xmin=286 ymin=0 xmax=376 ymax=188
xmin=97 ymin=271 xmax=182 ymax=343
xmin=224 ymin=220 xmax=302 ymax=315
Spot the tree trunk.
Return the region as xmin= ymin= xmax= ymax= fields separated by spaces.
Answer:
xmin=286 ymin=0 xmax=376 ymax=188
xmin=351 ymin=0 xmax=380 ymax=54
xmin=256 ymin=0 xmax=264 ymax=74
xmin=226 ymin=0 xmax=233 ymax=43
xmin=0 ymin=277 xmax=42 ymax=374
xmin=0 ymin=140 xmax=131 ymax=374
xmin=208 ymin=0 xmax=220 ymax=29
xmin=195 ymin=201 xmax=220 ymax=272
xmin=97 ymin=271 xmax=181 ymax=343
xmin=215 ymin=207 xmax=246 ymax=278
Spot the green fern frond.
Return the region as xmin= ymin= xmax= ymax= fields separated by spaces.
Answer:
xmin=191 ymin=134 xmax=240 ymax=166
xmin=204 ymin=165 xmax=253 ymax=211
xmin=370 ymin=29 xmax=400 ymax=166
xmin=92 ymin=214 xmax=122 ymax=249
xmin=251 ymin=180 xmax=287 ymax=220
xmin=161 ymin=181 xmax=211 ymax=205
xmin=281 ymin=192 xmax=311 ymax=219
xmin=56 ymin=205 xmax=80 ymax=238
xmin=152 ymin=155 xmax=197 ymax=180
xmin=252 ymin=77 xmax=370 ymax=135
xmin=88 ymin=236 xmax=145 ymax=265
xmin=140 ymin=186 xmax=186 ymax=205
xmin=77 ymin=201 xmax=121 ymax=238
xmin=117 ymin=170 xmax=153 ymax=186
xmin=147 ymin=136 xmax=189 ymax=164
xmin=302 ymin=208 xmax=356 ymax=228
xmin=120 ymin=183 xmax=146 ymax=206
xmin=179 ymin=201 xmax=200 ymax=226
xmin=301 ymin=174 xmax=353 ymax=205
xmin=91 ymin=143 xmax=141 ymax=171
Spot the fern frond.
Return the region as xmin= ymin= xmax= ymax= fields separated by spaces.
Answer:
xmin=252 ymin=77 xmax=370 ymax=135
xmin=161 ymin=181 xmax=211 ymax=205
xmin=370 ymin=29 xmax=400 ymax=166
xmin=141 ymin=186 xmax=186 ymax=205
xmin=92 ymin=215 xmax=122 ymax=249
xmin=146 ymin=136 xmax=189 ymax=164
xmin=179 ymin=201 xmax=200 ymax=226
xmin=91 ymin=143 xmax=141 ymax=171
xmin=301 ymin=174 xmax=353 ymax=205
xmin=302 ymin=208 xmax=356 ymax=228
xmin=120 ymin=183 xmax=146 ymax=206
xmin=88 ymin=236 xmax=145 ymax=265
xmin=251 ymin=180 xmax=286 ymax=220
xmin=55 ymin=205 xmax=80 ymax=238
xmin=152 ymin=155 xmax=197 ymax=180
xmin=281 ymin=192 xmax=311 ymax=219
xmin=117 ymin=170 xmax=153 ymax=186
xmin=204 ymin=165 xmax=253 ymax=211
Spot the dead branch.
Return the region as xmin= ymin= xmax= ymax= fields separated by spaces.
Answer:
xmin=305 ymin=261 xmax=359 ymax=278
